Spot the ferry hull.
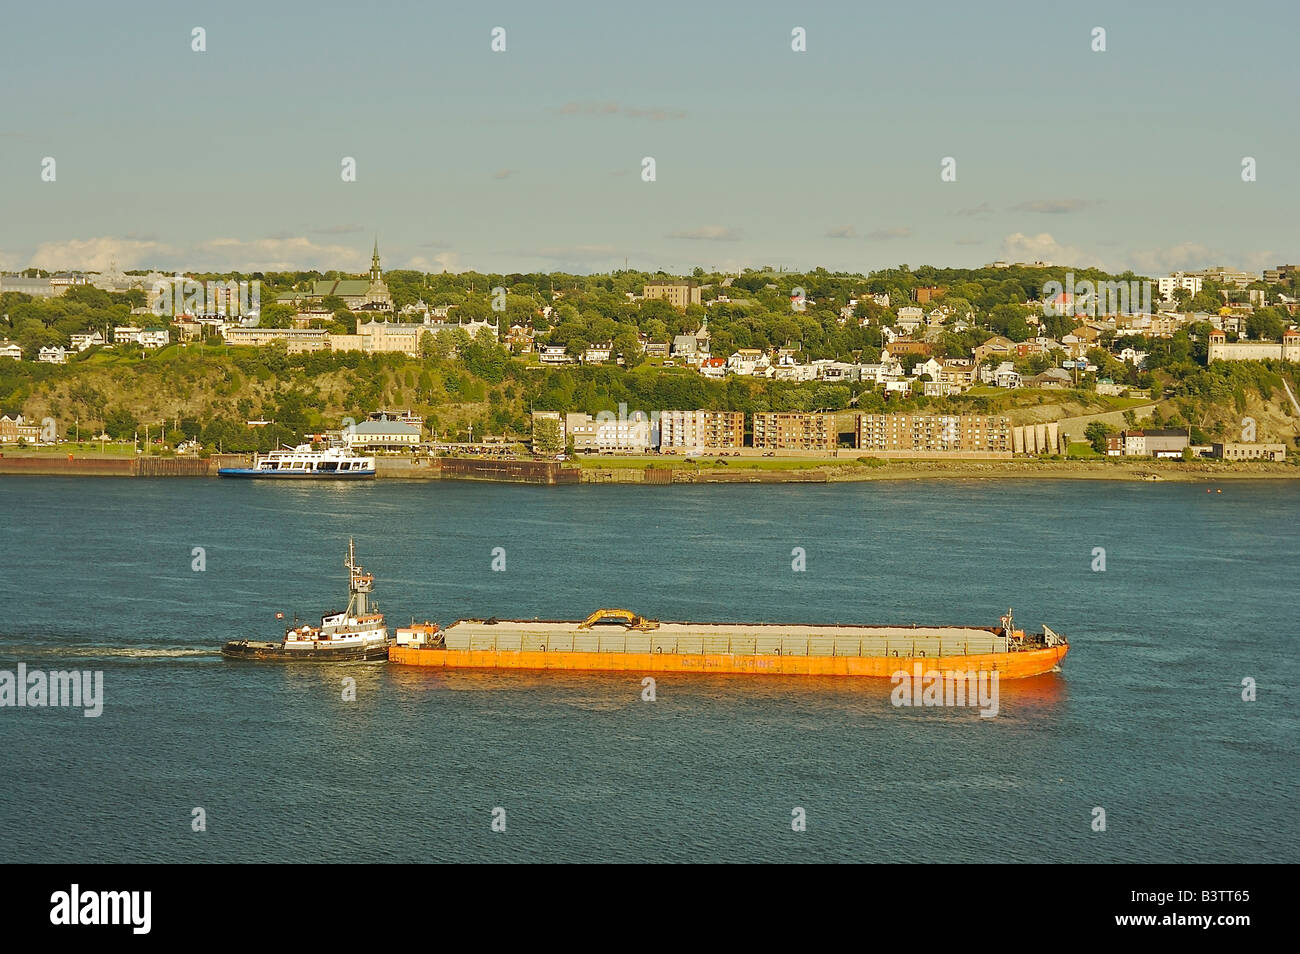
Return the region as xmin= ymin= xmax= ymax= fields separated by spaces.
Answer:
xmin=388 ymin=643 xmax=1068 ymax=679
xmin=222 ymin=640 xmax=390 ymax=662
xmin=217 ymin=468 xmax=376 ymax=478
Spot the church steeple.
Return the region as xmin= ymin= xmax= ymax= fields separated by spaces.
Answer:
xmin=370 ymin=237 xmax=382 ymax=282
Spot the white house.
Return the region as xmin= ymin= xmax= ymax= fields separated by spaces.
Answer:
xmin=344 ymin=420 xmax=422 ymax=450
xmin=913 ymin=357 xmax=944 ymax=380
xmin=539 ymin=344 xmax=575 ymax=365
xmin=994 ymin=362 xmax=1022 ymax=389
xmin=1117 ymin=347 xmax=1148 ymax=367
xmin=698 ymin=357 xmax=727 ymax=379
xmin=857 ymin=360 xmax=904 ymax=385
xmin=727 ymin=348 xmax=766 ymax=376
xmin=772 ymin=360 xmax=816 ymax=381
xmin=71 ymin=330 xmax=106 ymax=351
xmin=0 ymin=340 xmax=21 ymax=361
xmin=140 ymin=327 xmax=170 ymax=348
xmin=896 ymin=306 xmax=924 ymax=333
xmin=38 ymin=346 xmax=68 ymax=364
xmin=114 ymin=326 xmax=168 ymax=347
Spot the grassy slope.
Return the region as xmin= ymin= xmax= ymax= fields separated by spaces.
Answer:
xmin=8 ymin=349 xmax=1299 ymax=451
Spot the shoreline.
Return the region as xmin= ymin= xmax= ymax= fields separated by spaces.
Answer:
xmin=583 ymin=459 xmax=1299 ymax=483
xmin=1 ymin=452 xmax=1296 ymax=483
xmin=821 ymin=459 xmax=1300 ymax=482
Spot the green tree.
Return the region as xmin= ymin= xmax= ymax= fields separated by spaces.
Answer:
xmin=532 ymin=416 xmax=563 ymax=455
xmin=1084 ymin=420 xmax=1111 ymax=454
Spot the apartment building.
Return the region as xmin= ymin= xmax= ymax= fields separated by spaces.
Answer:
xmin=1156 ymin=272 xmax=1204 ymax=300
xmin=658 ymin=410 xmax=745 ymax=452
xmin=857 ymin=414 xmax=1012 ymax=453
xmin=643 ymin=280 xmax=701 ymax=310
xmin=564 ymin=412 xmax=653 ymax=453
xmin=751 ymin=412 xmax=836 ymax=452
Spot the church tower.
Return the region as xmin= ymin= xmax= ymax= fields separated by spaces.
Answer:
xmin=364 ymin=237 xmax=393 ymax=313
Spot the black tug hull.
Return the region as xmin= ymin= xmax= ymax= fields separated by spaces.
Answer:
xmin=221 ymin=640 xmax=391 ymax=662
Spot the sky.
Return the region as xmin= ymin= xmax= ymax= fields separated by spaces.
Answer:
xmin=1 ymin=0 xmax=1298 ymax=277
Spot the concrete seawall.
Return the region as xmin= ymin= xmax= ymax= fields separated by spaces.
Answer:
xmin=376 ymin=457 xmax=580 ymax=484
xmin=0 ymin=455 xmax=214 ymax=477
xmin=0 ymin=455 xmax=138 ymax=477
xmin=0 ymin=453 xmax=578 ymax=483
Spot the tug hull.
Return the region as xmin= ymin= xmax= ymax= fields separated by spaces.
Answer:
xmin=222 ymin=639 xmax=391 ymax=662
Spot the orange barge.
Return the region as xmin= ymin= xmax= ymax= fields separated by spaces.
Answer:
xmin=389 ymin=608 xmax=1069 ymax=679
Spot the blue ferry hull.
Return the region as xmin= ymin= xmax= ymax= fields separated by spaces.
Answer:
xmin=218 ymin=468 xmax=376 ymax=478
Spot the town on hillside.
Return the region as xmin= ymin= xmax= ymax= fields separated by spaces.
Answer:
xmin=2 ymin=253 xmax=1298 ymax=466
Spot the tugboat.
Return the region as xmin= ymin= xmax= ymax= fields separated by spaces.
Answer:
xmin=222 ymin=539 xmax=391 ymax=662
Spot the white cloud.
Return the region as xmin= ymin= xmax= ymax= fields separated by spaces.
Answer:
xmin=1000 ymin=232 xmax=1095 ymax=267
xmin=1126 ymin=243 xmax=1215 ymax=274
xmin=405 ymin=252 xmax=462 ymax=273
xmin=866 ymin=227 xmax=911 ymax=241
xmin=825 ymin=226 xmax=857 ymax=239
xmin=24 ymin=235 xmax=382 ymax=273
xmin=1124 ymin=243 xmax=1276 ymax=276
xmin=29 ymin=236 xmax=178 ymax=272
xmin=195 ymin=237 xmax=363 ymax=271
xmin=668 ymin=226 xmax=743 ymax=241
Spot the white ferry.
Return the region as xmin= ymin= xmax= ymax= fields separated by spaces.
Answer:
xmin=222 ymin=540 xmax=391 ymax=662
xmin=217 ymin=444 xmax=376 ymax=478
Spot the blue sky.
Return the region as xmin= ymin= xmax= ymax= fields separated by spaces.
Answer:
xmin=2 ymin=0 xmax=1297 ymax=276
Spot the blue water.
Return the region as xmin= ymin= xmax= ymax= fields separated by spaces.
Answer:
xmin=0 ymin=476 xmax=1296 ymax=862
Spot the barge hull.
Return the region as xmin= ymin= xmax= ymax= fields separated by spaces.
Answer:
xmin=388 ymin=644 xmax=1068 ymax=678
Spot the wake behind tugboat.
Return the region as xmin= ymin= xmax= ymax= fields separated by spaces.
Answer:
xmin=221 ymin=539 xmax=391 ymax=662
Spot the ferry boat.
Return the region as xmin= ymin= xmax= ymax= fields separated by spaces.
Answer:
xmin=217 ymin=444 xmax=376 ymax=478
xmin=388 ymin=607 xmax=1069 ymax=679
xmin=222 ymin=540 xmax=391 ymax=662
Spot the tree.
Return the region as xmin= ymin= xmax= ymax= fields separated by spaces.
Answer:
xmin=532 ymin=416 xmax=563 ymax=455
xmin=1246 ymin=308 xmax=1285 ymax=341
xmin=259 ymin=303 xmax=296 ymax=329
xmin=989 ymin=303 xmax=1032 ymax=342
xmin=1085 ymin=420 xmax=1111 ymax=455
xmin=103 ymin=407 xmax=139 ymax=440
